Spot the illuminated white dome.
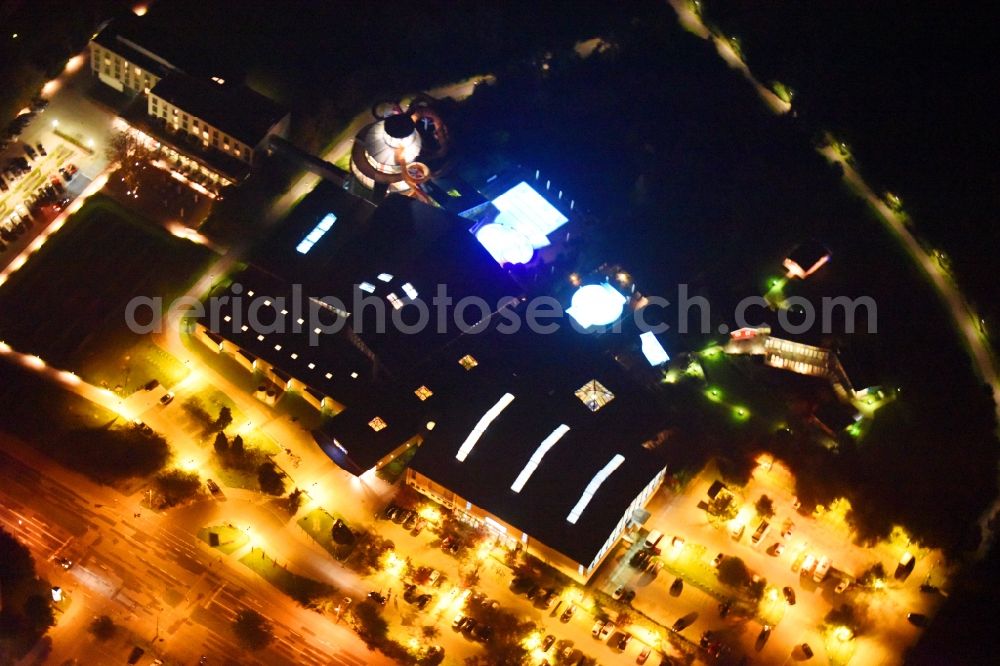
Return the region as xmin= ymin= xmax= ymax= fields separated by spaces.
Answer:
xmin=567 ymin=283 xmax=627 ymax=329
xmin=475 ymin=223 xmax=534 ymax=265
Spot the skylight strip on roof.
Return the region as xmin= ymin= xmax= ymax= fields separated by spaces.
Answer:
xmin=296 ymin=213 xmax=337 ymax=255
xmin=455 ymin=393 xmax=515 ymax=462
xmin=510 ymin=424 xmax=570 ymax=493
xmin=566 ymin=454 xmax=625 ymax=524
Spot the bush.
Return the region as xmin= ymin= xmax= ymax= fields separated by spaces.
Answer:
xmin=59 ymin=423 xmax=170 ymax=484
xmin=717 ymin=556 xmax=751 ymax=588
xmin=88 ymin=615 xmax=116 ymax=641
xmin=153 ymin=468 xmax=202 ymax=507
xmin=257 ymin=461 xmax=285 ymax=495
xmin=755 ymin=494 xmax=774 ymax=518
xmin=232 ymin=609 xmax=273 ymax=651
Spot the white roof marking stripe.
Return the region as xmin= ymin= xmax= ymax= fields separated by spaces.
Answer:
xmin=510 ymin=424 xmax=570 ymax=493
xmin=566 ymin=454 xmax=625 ymax=524
xmin=455 ymin=393 xmax=515 ymax=462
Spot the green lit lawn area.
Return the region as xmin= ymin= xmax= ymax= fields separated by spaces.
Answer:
xmin=0 ymin=195 xmax=213 ymax=388
xmin=659 ymin=543 xmax=755 ymax=612
xmin=239 ymin=547 xmax=336 ymax=606
xmin=197 ymin=524 xmax=249 ymax=555
xmin=183 ymin=330 xmax=329 ymax=433
xmin=181 ymin=329 xmax=260 ymax=394
xmin=274 ymin=390 xmax=326 ymax=431
xmin=297 ymin=508 xmax=351 ymax=559
xmin=213 ymin=463 xmax=261 ymax=492
xmin=375 ymin=445 xmax=417 ymax=484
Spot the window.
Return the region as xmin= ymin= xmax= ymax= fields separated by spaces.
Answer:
xmin=458 ymin=354 xmax=478 ymax=370
xmin=401 ymin=282 xmax=418 ymax=299
xmin=368 ymin=417 xmax=388 ymax=432
xmin=387 ymin=293 xmax=403 ymax=310
xmin=414 ymin=386 xmax=433 ymax=401
xmin=359 ymin=282 xmax=376 ymax=293
xmin=377 ymin=273 xmax=393 ymax=282
xmin=575 ymin=379 xmax=615 ymax=412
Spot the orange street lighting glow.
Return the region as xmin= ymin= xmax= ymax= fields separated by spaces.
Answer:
xmin=41 ymin=79 xmax=60 ymax=97
xmin=64 ymin=55 xmax=85 ymax=74
xmin=133 ymin=4 xmax=148 ymax=16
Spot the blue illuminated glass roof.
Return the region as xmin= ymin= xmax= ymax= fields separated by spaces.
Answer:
xmin=491 ymin=181 xmax=569 ymax=240
xmin=296 ymin=213 xmax=337 ymax=254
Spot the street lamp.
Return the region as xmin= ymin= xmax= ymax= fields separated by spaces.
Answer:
xmin=51 ymin=119 xmax=59 ymax=128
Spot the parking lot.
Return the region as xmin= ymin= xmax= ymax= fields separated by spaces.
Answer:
xmin=595 ymin=459 xmax=948 ymax=665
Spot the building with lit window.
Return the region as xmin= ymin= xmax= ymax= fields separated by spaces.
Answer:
xmin=89 ymin=18 xmax=177 ymax=96
xmin=91 ymin=18 xmax=287 ymax=186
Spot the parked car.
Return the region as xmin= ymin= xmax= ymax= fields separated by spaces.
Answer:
xmin=367 ymin=591 xmax=387 ymax=605
xmin=712 ymin=552 xmax=725 ymax=567
xmin=812 ymin=556 xmax=832 ymax=583
xmin=206 ymin=479 xmax=221 ymax=495
xmin=782 ymin=586 xmax=796 ymax=605
xmin=835 ymin=579 xmax=851 ymax=594
xmin=767 ymin=542 xmax=785 ymax=556
xmin=669 ymin=578 xmax=683 ymax=596
xmin=452 ymin=613 xmax=467 ymax=630
xmin=415 ymin=593 xmax=432 ymax=610
xmin=616 ymin=632 xmax=632 ymax=651
xmin=541 ymin=634 xmax=556 ymax=651
xmin=907 ymin=612 xmax=928 ymax=627
xmin=559 ymin=606 xmax=574 ymax=623
xmin=36 ymin=142 xmax=46 ymax=156
xmin=637 ymin=647 xmax=651 ymax=664
xmin=801 ymin=643 xmax=814 ymax=658
xmin=159 ymin=391 xmax=174 ymax=405
xmin=591 ymin=619 xmax=605 ymax=637
xmin=598 ymin=620 xmax=613 ymax=640
xmin=718 ymin=600 xmax=732 ymax=617
xmin=127 ymin=647 xmax=145 ymax=664
xmin=613 ymin=585 xmax=625 ymax=600
xmin=143 ymin=379 xmax=159 ymax=390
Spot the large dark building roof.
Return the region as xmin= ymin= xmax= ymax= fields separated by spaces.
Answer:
xmin=150 ymin=73 xmax=288 ymax=147
xmin=250 ymin=185 xmax=524 ymax=374
xmin=92 ymin=16 xmax=241 ymax=82
xmin=326 ymin=317 xmax=669 ymax=565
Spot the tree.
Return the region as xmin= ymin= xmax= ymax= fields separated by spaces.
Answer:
xmin=23 ymin=594 xmax=54 ymax=631
xmin=755 ymin=494 xmax=774 ymax=518
xmin=859 ymin=562 xmax=887 ymax=587
xmin=231 ymin=434 xmax=245 ymax=455
xmin=153 ymin=469 xmax=202 ymax=507
xmin=351 ymin=600 xmax=388 ymax=643
xmin=257 ymin=461 xmax=285 ymax=495
xmin=232 ymin=609 xmax=273 ymax=651
xmin=421 ymin=625 xmax=440 ymax=640
xmin=214 ymin=406 xmax=233 ymax=432
xmin=88 ymin=615 xmax=116 ymax=641
xmin=708 ymin=493 xmax=738 ymax=521
xmin=717 ymin=556 xmax=751 ymax=588
xmin=105 ymin=130 xmax=155 ymax=193
xmin=287 ymin=487 xmax=304 ymax=514
xmin=214 ymin=431 xmax=229 ymax=454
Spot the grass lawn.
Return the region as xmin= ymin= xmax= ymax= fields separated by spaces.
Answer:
xmin=0 ymin=195 xmax=213 ymax=387
xmin=297 ymin=508 xmax=351 ymax=560
xmin=375 ymin=445 xmax=417 ymax=484
xmin=239 ymin=547 xmax=336 ymax=606
xmin=659 ymin=542 xmax=756 ymax=613
xmin=197 ymin=524 xmax=248 ymax=555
